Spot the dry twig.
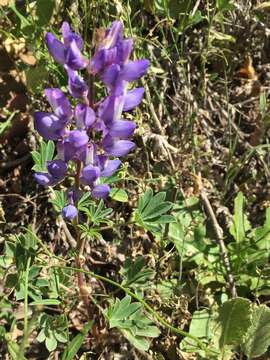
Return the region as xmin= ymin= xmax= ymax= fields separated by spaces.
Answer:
xmin=195 ymin=173 xmax=237 ymax=298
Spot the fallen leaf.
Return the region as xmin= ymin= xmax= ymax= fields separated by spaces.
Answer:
xmin=238 ymin=55 xmax=258 ymax=80
xmin=0 ymin=0 xmax=12 ymax=5
xmin=19 ymin=52 xmax=36 ymax=66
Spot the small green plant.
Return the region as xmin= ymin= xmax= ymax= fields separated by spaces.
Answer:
xmin=37 ymin=313 xmax=68 ymax=352
xmin=105 ymin=295 xmax=160 ymax=351
xmin=134 ymin=188 xmax=174 ymax=233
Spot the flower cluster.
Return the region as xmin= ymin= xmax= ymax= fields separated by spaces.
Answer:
xmin=34 ymin=21 xmax=149 ymax=219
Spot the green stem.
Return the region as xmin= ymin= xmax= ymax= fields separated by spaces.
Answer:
xmin=53 ymin=265 xmax=218 ymax=356
xmin=20 ymin=257 xmax=31 ymax=359
xmin=73 ymin=160 xmax=90 ymax=311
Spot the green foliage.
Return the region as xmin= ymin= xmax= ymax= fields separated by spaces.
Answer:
xmin=37 ymin=313 xmax=68 ymax=352
xmin=36 ymin=0 xmax=55 ymax=27
xmin=7 ymin=340 xmax=27 ymax=360
xmin=242 ymin=305 xmax=270 ymax=359
xmin=148 ymin=0 xmax=204 ymax=32
xmin=31 ymin=140 xmax=55 ymax=173
xmin=50 ymin=190 xmax=68 ymax=213
xmin=181 ymin=298 xmax=270 ymax=359
xmin=61 ymin=321 xmax=93 ymax=360
xmin=77 ymin=192 xmax=93 ymax=212
xmin=80 ymin=199 xmax=113 ymax=225
xmin=216 ymin=0 xmax=235 ymax=12
xmin=134 ymin=188 xmax=174 ymax=233
xmin=78 ymin=199 xmax=113 ymax=240
xmin=120 ymin=256 xmax=155 ymax=292
xmin=105 ymin=295 xmax=160 ymax=351
xmin=25 ymin=66 xmax=49 ymax=93
xmin=110 ymin=188 xmax=129 ymax=202
xmin=180 ymin=309 xmax=216 ymax=355
xmin=229 ymin=192 xmax=251 ymax=243
xmin=218 ymin=298 xmax=251 ymax=348
xmin=168 ymin=196 xmax=209 ymax=265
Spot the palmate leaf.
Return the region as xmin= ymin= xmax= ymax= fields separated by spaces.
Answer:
xmin=31 ymin=140 xmax=55 ymax=172
xmin=50 ymin=190 xmax=68 ymax=213
xmin=77 ymin=224 xmax=102 ymax=241
xmin=242 ymin=305 xmax=270 ymax=359
xmin=77 ymin=192 xmax=93 ymax=212
xmin=83 ymin=199 xmax=113 ymax=225
xmin=105 ymin=295 xmax=160 ymax=351
xmin=134 ymin=188 xmax=174 ymax=233
xmin=120 ymin=256 xmax=155 ymax=290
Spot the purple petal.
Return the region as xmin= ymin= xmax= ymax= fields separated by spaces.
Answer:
xmin=45 ymin=88 xmax=72 ymax=119
xmin=83 ymin=143 xmax=97 ymax=166
xmin=108 ymin=120 xmax=136 ymax=138
xmin=61 ymin=21 xmax=84 ymax=49
xmin=68 ymin=130 xmax=89 ymax=148
xmin=34 ymin=112 xmax=66 ymax=140
xmin=120 ymin=59 xmax=150 ymax=81
xmin=101 ymin=64 xmax=120 ymax=88
xmin=62 ymin=204 xmax=78 ymax=220
xmin=75 ymin=104 xmax=96 ymax=130
xmin=33 ymin=172 xmax=54 ymax=186
xmin=88 ymin=49 xmax=106 ymax=74
xmin=65 ymin=40 xmax=88 ymax=70
xmin=66 ymin=67 xmax=89 ymax=99
xmin=123 ymin=88 xmax=144 ymax=111
xmin=89 ymin=47 xmax=117 ymax=75
xmin=92 ymin=184 xmax=110 ymax=199
xmin=47 ymin=160 xmax=67 ymax=179
xmin=57 ymin=141 xmax=77 ymax=162
xmin=100 ymin=159 xmax=121 ymax=177
xmin=117 ymin=38 xmax=133 ymax=63
xmin=103 ymin=21 xmax=123 ymax=49
xmin=81 ymin=165 xmax=101 ymax=185
xmin=103 ymin=135 xmax=135 ymax=156
xmin=99 ymin=95 xmax=125 ymax=124
xmin=45 ymin=32 xmax=65 ymax=64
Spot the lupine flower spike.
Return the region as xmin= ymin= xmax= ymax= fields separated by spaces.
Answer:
xmin=34 ymin=21 xmax=149 ymax=219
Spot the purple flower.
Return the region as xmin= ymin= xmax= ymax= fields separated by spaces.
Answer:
xmin=47 ymin=160 xmax=67 ymax=179
xmin=107 ymin=120 xmax=136 ymax=139
xmin=92 ymin=184 xmax=110 ymax=199
xmin=66 ymin=67 xmax=89 ymax=99
xmin=61 ymin=22 xmax=83 ymax=50
xmin=120 ymin=60 xmax=150 ymax=82
xmin=33 ymin=159 xmax=67 ymax=187
xmin=34 ymin=172 xmax=54 ymax=186
xmin=57 ymin=131 xmax=89 ymax=162
xmin=123 ymin=88 xmax=144 ymax=111
xmin=80 ymin=164 xmax=101 ymax=185
xmin=100 ymin=158 xmax=121 ymax=177
xmin=34 ymin=20 xmax=149 ymax=214
xmin=62 ymin=204 xmax=78 ymax=220
xmin=99 ymin=95 xmax=125 ymax=124
xmin=45 ymin=22 xmax=87 ymax=70
xmin=44 ymin=88 xmax=72 ymax=120
xmin=103 ymin=135 xmax=135 ymax=157
xmin=88 ymin=21 xmax=123 ymax=75
xmin=34 ymin=112 xmax=67 ymax=140
xmin=75 ymin=104 xmax=96 ymax=130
